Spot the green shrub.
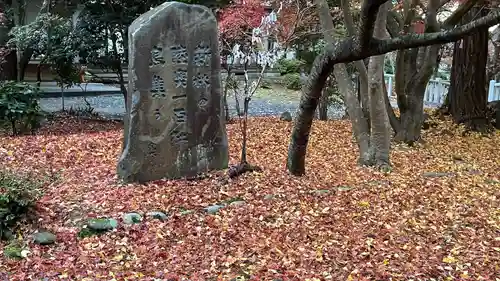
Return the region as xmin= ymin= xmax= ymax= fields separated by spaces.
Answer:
xmin=0 ymin=81 xmax=42 ymax=135
xmin=277 ymin=58 xmax=305 ymax=75
xmin=325 ymin=84 xmax=344 ymax=107
xmin=283 ymin=73 xmax=302 ymax=90
xmin=0 ymin=170 xmax=44 ymax=240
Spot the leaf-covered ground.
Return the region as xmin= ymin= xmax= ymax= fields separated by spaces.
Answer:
xmin=0 ymin=116 xmax=499 ymax=280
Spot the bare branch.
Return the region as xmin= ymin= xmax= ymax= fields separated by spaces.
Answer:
xmin=324 ymin=9 xmax=500 ymax=67
xmin=341 ymin=0 xmax=369 ymax=82
xmin=442 ymin=0 xmax=479 ymax=27
xmin=426 ymin=0 xmax=440 ymax=32
xmin=249 ymin=64 xmax=266 ymax=98
xmin=340 ymin=0 xmax=356 ymax=36
xmin=402 ymin=0 xmax=418 ymax=34
xmin=438 ymin=0 xmax=451 ymax=10
xmin=415 ymin=0 xmax=440 ymax=88
xmin=358 ymin=0 xmax=390 ymax=50
xmin=417 ymin=0 xmax=427 ymax=15
xmin=386 ymin=11 xmax=402 ymax=37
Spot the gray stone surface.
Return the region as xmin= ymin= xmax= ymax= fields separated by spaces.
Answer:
xmin=87 ymin=218 xmax=118 ymax=230
xmin=146 ymin=211 xmax=169 ymax=220
xmin=204 ymin=204 xmax=224 ymax=214
xmin=280 ymin=111 xmax=292 ymax=121
xmin=229 ymin=200 xmax=246 ymax=207
xmin=118 ymin=2 xmax=229 ymax=182
xmin=33 ymin=231 xmax=56 ymax=245
xmin=123 ymin=212 xmax=143 ymax=224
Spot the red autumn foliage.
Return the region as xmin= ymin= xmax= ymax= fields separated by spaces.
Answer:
xmin=0 ymin=115 xmax=499 ymax=280
xmin=218 ymin=0 xmax=266 ymax=42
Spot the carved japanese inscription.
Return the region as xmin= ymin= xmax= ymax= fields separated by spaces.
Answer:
xmin=151 ymin=75 xmax=166 ymax=98
xmin=173 ymin=69 xmax=188 ymax=88
xmin=170 ymin=44 xmax=188 ymax=64
xmin=117 ymin=1 xmax=228 ymax=183
xmin=150 ymin=46 xmax=165 ymax=66
xmin=193 ymin=42 xmax=211 ymax=66
xmin=193 ymin=73 xmax=210 ymax=89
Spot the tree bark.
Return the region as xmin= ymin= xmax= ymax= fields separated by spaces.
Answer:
xmin=383 ymin=74 xmax=401 ymax=133
xmin=395 ymin=88 xmax=425 ymax=143
xmin=286 ymin=0 xmax=500 ymax=175
xmin=111 ymin=32 xmax=127 ymax=104
xmin=368 ymin=2 xmax=391 ymax=170
xmin=0 ymin=49 xmax=17 ymax=81
xmin=448 ymin=7 xmax=490 ymax=132
xmin=318 ymin=82 xmax=329 ymax=120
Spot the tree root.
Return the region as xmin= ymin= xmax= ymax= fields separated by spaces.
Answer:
xmin=376 ymin=161 xmax=392 ymax=173
xmin=228 ymin=162 xmax=262 ymax=178
xmin=461 ymin=117 xmax=493 ymax=134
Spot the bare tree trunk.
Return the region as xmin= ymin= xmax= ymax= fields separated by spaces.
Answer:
xmin=240 ymin=97 xmax=249 ymax=163
xmin=320 ymin=0 xmax=372 ymax=163
xmin=0 ymin=49 xmax=17 ymax=80
xmin=318 ymin=87 xmax=328 ymax=120
xmin=222 ymin=63 xmax=231 ymax=122
xmin=341 ymin=0 xmax=370 ymax=121
xmin=383 ymin=75 xmax=400 ymax=133
xmin=368 ymin=2 xmax=391 ymax=170
xmin=111 ymin=33 xmax=127 ymax=104
xmin=17 ymin=48 xmax=32 ymax=81
xmin=449 ymin=6 xmax=490 ymax=132
xmin=395 ymin=88 xmax=425 ymax=143
xmin=487 ymin=38 xmax=500 ymax=82
xmin=388 ymin=0 xmax=478 ymax=144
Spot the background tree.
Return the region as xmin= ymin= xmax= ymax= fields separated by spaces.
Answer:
xmin=0 ymin=0 xmax=16 ymax=81
xmin=8 ymin=12 xmax=81 ymax=108
xmin=487 ymin=26 xmax=500 ymax=81
xmin=385 ymin=0 xmax=483 ymax=144
xmin=447 ymin=5 xmax=490 ymax=132
xmin=286 ymin=0 xmax=500 ymax=175
xmin=219 ymin=0 xmax=282 ymax=177
xmin=74 ymin=0 xmax=231 ymax=105
xmin=217 ymin=0 xmax=266 ymax=120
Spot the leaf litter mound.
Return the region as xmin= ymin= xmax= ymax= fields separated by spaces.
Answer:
xmin=0 ymin=116 xmax=499 ymax=280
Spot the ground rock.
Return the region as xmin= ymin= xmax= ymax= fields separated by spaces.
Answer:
xmin=280 ymin=111 xmax=292 ymax=121
xmin=87 ymin=218 xmax=118 ymax=230
xmin=123 ymin=212 xmax=143 ymax=224
xmin=33 ymin=231 xmax=56 ymax=245
xmin=146 ymin=211 xmax=169 ymax=220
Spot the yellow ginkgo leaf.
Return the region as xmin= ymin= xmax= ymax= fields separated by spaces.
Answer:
xmin=316 ymin=246 xmax=323 ymax=262
xmin=442 ymin=255 xmax=457 ymax=264
xmin=358 ymin=201 xmax=370 ymax=207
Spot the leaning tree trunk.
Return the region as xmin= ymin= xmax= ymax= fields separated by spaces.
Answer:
xmin=448 ymin=7 xmax=489 ymax=132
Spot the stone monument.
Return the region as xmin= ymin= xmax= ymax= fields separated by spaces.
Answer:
xmin=117 ymin=1 xmax=229 ymax=182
